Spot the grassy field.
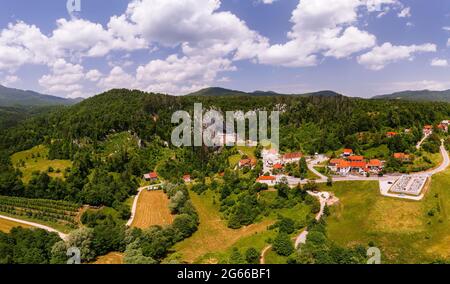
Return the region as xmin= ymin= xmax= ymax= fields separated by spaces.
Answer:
xmin=172 ymin=190 xmax=273 ymax=263
xmin=362 ymin=144 xmax=390 ymax=159
xmin=178 ymin=190 xmax=312 ymax=264
xmin=323 ymin=176 xmax=450 ymax=263
xmin=131 ymin=190 xmax=174 ymax=229
xmin=99 ymin=132 xmax=139 ymax=158
xmin=93 ymin=252 xmax=124 ymax=264
xmin=408 ymin=152 xmax=442 ymax=173
xmin=11 ymin=145 xmax=72 ymax=183
xmin=0 ymin=217 xmax=31 ymax=233
xmin=237 ymin=146 xmax=256 ymax=158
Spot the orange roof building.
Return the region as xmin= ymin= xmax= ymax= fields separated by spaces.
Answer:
xmin=368 ymin=159 xmax=382 ymax=167
xmin=386 ymin=132 xmax=398 ymax=137
xmin=282 ymin=152 xmax=303 ymax=161
xmin=348 ymin=156 xmax=364 ymax=162
xmin=343 ymin=149 xmax=353 ymax=156
xmin=273 ymin=163 xmax=283 ymax=170
xmin=394 ymin=153 xmax=410 ymax=160
xmin=239 ymin=158 xmax=256 ymax=168
xmin=256 ymin=176 xmax=277 ymax=184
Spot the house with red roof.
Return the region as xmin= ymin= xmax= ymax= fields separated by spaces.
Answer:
xmin=329 ymin=156 xmax=384 ymax=176
xmin=143 ymin=172 xmax=158 ymax=181
xmin=256 ymin=175 xmax=277 ymax=185
xmin=282 ymin=152 xmax=303 ymax=163
xmin=386 ymin=132 xmax=398 ymax=138
xmin=342 ymin=149 xmax=353 ymax=157
xmin=273 ymin=163 xmax=283 ymax=170
xmin=183 ymin=175 xmax=191 ymax=183
xmin=239 ymin=158 xmax=257 ymax=169
xmin=336 ymin=160 xmax=351 ymax=176
xmin=368 ymin=159 xmax=383 ymax=173
xmin=423 ymin=125 xmax=433 ymax=135
xmin=394 ymin=153 xmax=411 ymax=161
xmin=438 ymin=120 xmax=449 ymax=133
xmin=350 ymin=161 xmax=367 ymax=174
xmin=348 ymin=156 xmax=364 ymax=162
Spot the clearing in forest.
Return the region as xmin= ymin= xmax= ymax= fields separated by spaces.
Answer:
xmin=131 ymin=190 xmax=174 ymax=229
xmin=173 ymin=190 xmax=272 ymax=263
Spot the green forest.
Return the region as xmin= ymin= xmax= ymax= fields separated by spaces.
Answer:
xmin=1 ymin=89 xmax=450 ymax=264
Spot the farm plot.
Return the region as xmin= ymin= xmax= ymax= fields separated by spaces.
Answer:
xmin=11 ymin=145 xmax=72 ymax=183
xmin=0 ymin=217 xmax=31 ymax=233
xmin=0 ymin=196 xmax=80 ymax=233
xmin=131 ymin=190 xmax=174 ymax=229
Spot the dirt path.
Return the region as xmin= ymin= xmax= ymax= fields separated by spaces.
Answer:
xmin=0 ymin=214 xmax=67 ymax=240
xmin=294 ymin=191 xmax=329 ymax=248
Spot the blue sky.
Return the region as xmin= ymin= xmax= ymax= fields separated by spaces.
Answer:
xmin=0 ymin=0 xmax=449 ymax=98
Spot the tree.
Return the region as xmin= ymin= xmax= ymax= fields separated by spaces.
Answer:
xmin=229 ymin=247 xmax=244 ymax=264
xmin=275 ymin=180 xmax=289 ymax=199
xmin=277 ymin=217 xmax=295 ymax=234
xmin=65 ymin=227 xmax=96 ymax=262
xmin=327 ymin=176 xmax=333 ymax=187
xmin=272 ymin=233 xmax=294 ymax=256
xmin=299 ymin=157 xmax=308 ymax=179
xmin=245 ymin=247 xmax=260 ymax=264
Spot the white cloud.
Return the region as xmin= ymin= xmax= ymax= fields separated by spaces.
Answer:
xmin=85 ymin=69 xmax=103 ymax=81
xmin=255 ymin=0 xmax=401 ymax=67
xmin=0 ymin=0 xmax=441 ymax=96
xmin=358 ymin=42 xmax=437 ymax=70
xmin=136 ymin=54 xmax=236 ymax=95
xmin=431 ymin=58 xmax=448 ymax=67
xmin=98 ymin=66 xmax=136 ymax=90
xmin=1 ymin=75 xmax=20 ymax=86
xmin=38 ymin=59 xmax=85 ymax=96
xmin=381 ymin=80 xmax=450 ymax=93
xmin=443 ymin=26 xmax=450 ymax=31
xmin=398 ymin=7 xmax=411 ymax=18
xmin=0 ymin=22 xmax=58 ymax=70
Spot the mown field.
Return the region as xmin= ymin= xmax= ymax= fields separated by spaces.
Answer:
xmin=93 ymin=252 xmax=124 ymax=264
xmin=10 ymin=145 xmax=72 ymax=183
xmin=323 ymin=176 xmax=450 ymax=263
xmin=131 ymin=190 xmax=174 ymax=229
xmin=0 ymin=217 xmax=31 ymax=233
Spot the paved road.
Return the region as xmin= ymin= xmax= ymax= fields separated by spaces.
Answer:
xmin=294 ymin=191 xmax=329 ymax=248
xmin=0 ymin=214 xmax=68 ymax=240
xmin=416 ymin=133 xmax=430 ymax=150
xmin=421 ymin=142 xmax=450 ymax=176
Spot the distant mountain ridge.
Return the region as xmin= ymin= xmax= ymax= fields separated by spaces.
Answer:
xmin=0 ymin=85 xmax=82 ymax=107
xmin=187 ymin=87 xmax=343 ymax=98
xmin=372 ymin=89 xmax=450 ymax=103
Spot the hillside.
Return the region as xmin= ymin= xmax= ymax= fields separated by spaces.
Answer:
xmin=0 ymin=85 xmax=81 ymax=107
xmin=187 ymin=87 xmax=343 ymax=98
xmin=373 ymin=89 xmax=450 ymax=103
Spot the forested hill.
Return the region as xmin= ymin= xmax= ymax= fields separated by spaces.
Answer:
xmin=187 ymin=87 xmax=343 ymax=98
xmin=2 ymin=88 xmax=450 ymax=156
xmin=0 ymin=85 xmax=81 ymax=107
xmin=373 ymin=89 xmax=450 ymax=103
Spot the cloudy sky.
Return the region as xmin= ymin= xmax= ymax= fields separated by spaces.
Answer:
xmin=0 ymin=0 xmax=449 ymax=98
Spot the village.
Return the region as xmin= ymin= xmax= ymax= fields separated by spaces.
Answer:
xmin=142 ymin=121 xmax=450 ymax=202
